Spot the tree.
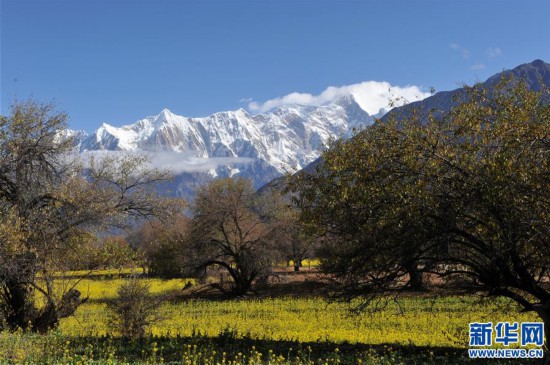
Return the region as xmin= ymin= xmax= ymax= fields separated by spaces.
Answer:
xmin=252 ymin=186 xmax=317 ymax=272
xmin=92 ymin=236 xmax=142 ymax=271
xmin=276 ymin=207 xmax=318 ymax=272
xmin=0 ymin=100 xmax=173 ymax=332
xmin=290 ymin=116 xmax=435 ymax=291
xmin=128 ymin=214 xmax=190 ymax=279
xmin=289 ymin=79 xmax=550 ymax=345
xmin=186 ymin=178 xmax=281 ymax=295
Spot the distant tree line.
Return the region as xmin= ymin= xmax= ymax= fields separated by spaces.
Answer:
xmin=128 ymin=178 xmax=318 ymax=296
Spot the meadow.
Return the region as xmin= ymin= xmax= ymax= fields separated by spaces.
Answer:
xmin=0 ymin=274 xmax=543 ymax=364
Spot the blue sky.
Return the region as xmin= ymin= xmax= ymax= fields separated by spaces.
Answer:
xmin=1 ymin=0 xmax=549 ymax=131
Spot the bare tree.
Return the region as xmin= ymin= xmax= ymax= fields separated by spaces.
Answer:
xmin=186 ymin=178 xmax=281 ymax=296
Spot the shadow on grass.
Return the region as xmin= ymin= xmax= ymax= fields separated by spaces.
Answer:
xmin=37 ymin=333 xmax=543 ymax=364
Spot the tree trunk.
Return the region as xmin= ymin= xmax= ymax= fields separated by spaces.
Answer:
xmin=223 ymin=265 xmax=250 ymax=296
xmin=405 ymin=262 xmax=425 ymax=291
xmin=33 ymin=288 xmax=86 ymax=332
xmin=32 ymin=301 xmax=59 ymax=333
xmin=408 ymin=270 xmax=424 ymax=291
xmin=3 ymin=280 xmax=33 ymax=330
xmin=293 ymin=260 xmax=302 ymax=272
xmin=2 ymin=280 xmax=85 ymax=332
xmin=233 ymin=279 xmax=250 ymax=296
xmin=1 ymin=252 xmax=37 ymax=330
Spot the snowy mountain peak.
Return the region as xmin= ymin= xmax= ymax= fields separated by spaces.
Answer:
xmin=72 ymin=99 xmax=375 ymax=195
xmin=333 ymin=93 xmax=357 ymax=107
xmin=235 ymin=108 xmax=249 ymax=117
xmin=157 ymin=108 xmax=176 ymax=120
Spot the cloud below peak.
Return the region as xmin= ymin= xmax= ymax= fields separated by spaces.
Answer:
xmin=247 ymin=81 xmax=430 ymax=116
xmin=80 ymin=150 xmax=254 ymax=175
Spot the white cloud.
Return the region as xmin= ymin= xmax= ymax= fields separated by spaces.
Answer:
xmin=470 ymin=63 xmax=487 ymax=70
xmin=80 ymin=150 xmax=254 ymax=175
xmin=247 ymin=81 xmax=430 ymax=116
xmin=485 ymin=47 xmax=503 ymax=58
xmin=450 ymin=43 xmax=471 ymax=59
xmin=149 ymin=152 xmax=254 ymax=175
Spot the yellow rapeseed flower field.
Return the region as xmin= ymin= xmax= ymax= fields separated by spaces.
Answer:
xmin=1 ymin=274 xmax=543 ymax=364
xmin=56 ymin=277 xmax=537 ymax=348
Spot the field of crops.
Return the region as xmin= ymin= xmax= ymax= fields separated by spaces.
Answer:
xmin=0 ymin=275 xmax=543 ymax=364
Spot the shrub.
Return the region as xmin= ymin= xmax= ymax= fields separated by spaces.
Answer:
xmin=106 ymin=278 xmax=163 ymax=338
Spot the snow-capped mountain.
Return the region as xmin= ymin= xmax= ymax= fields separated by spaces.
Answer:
xmin=70 ymin=95 xmax=374 ymax=197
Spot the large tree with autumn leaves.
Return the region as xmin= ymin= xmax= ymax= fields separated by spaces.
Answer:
xmin=0 ymin=101 xmax=174 ymax=332
xmin=289 ymin=78 xmax=550 ymax=345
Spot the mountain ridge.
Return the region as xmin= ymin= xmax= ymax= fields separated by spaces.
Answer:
xmin=65 ymin=60 xmax=549 ymax=198
xmin=67 ymin=94 xmax=377 ymax=197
